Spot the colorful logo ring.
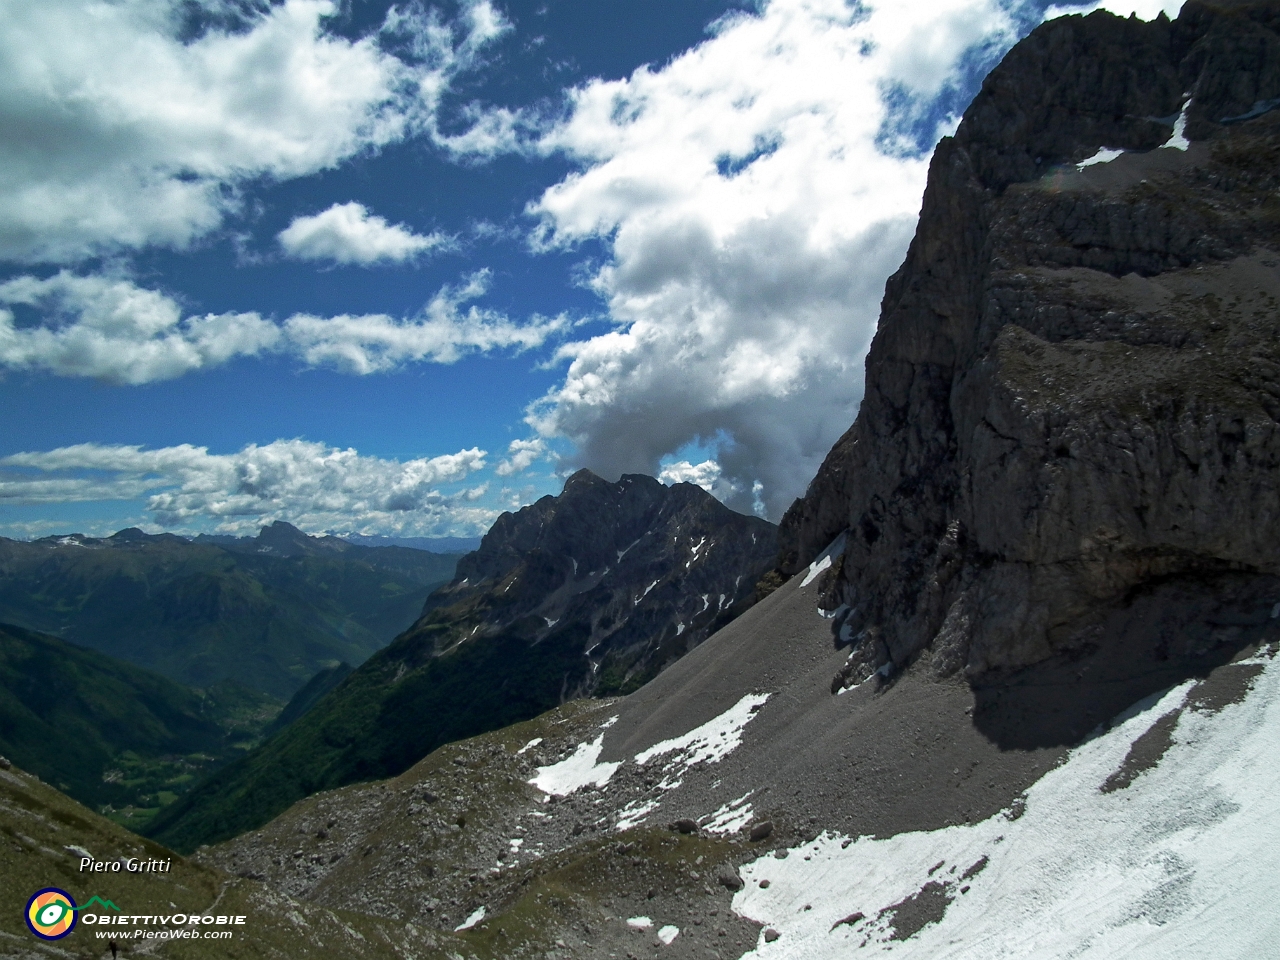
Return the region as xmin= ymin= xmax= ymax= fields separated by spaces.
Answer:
xmin=25 ymin=888 xmax=78 ymax=940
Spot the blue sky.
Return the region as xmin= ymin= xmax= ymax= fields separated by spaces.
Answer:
xmin=0 ymin=0 xmax=1180 ymax=539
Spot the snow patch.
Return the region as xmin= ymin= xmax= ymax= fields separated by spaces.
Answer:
xmin=528 ymin=734 xmax=621 ymax=796
xmin=801 ymin=554 xmax=831 ymax=588
xmin=733 ymin=652 xmax=1280 ymax=959
xmin=517 ymin=737 xmax=542 ymax=755
xmin=685 ymin=536 xmax=708 ymax=570
xmin=600 ymin=715 xmax=619 ymax=729
xmin=616 ymin=798 xmax=661 ymax=832
xmin=455 ymin=906 xmax=485 ymax=931
xmin=820 ymin=603 xmax=849 ymax=621
xmin=802 ymin=533 xmax=846 ymax=588
xmin=704 ymin=792 xmax=755 ymax=834
xmin=677 ymin=622 xmax=686 ymax=636
xmin=636 ymin=693 xmax=770 ymax=773
xmin=627 ymin=916 xmax=653 ymax=930
xmin=1077 ymin=146 xmax=1124 ymax=169
xmin=1162 ymin=98 xmax=1191 ymax=150
xmin=658 ymin=925 xmax=680 ymax=945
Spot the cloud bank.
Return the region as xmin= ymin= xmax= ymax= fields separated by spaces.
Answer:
xmin=0 ymin=440 xmax=494 ymax=536
xmin=0 ymin=271 xmax=561 ymax=383
xmin=278 ymin=202 xmax=451 ymax=265
xmin=0 ymin=0 xmax=508 ymax=263
xmin=520 ymin=0 xmax=1028 ymax=519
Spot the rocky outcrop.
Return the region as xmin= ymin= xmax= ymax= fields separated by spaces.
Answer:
xmin=778 ymin=1 xmax=1280 ymax=687
xmin=417 ymin=469 xmax=777 ymax=696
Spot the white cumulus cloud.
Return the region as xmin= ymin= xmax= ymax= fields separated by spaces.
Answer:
xmin=0 ymin=439 xmax=494 ymax=535
xmin=0 ymin=0 xmax=509 ymax=263
xmin=495 ymin=438 xmax=547 ymax=477
xmin=521 ymin=0 xmax=1027 ymax=519
xmin=0 ymin=270 xmax=562 ymax=382
xmin=0 ymin=272 xmax=280 ymax=384
xmin=278 ymin=202 xmax=450 ymax=265
xmin=284 ymin=270 xmax=566 ymax=374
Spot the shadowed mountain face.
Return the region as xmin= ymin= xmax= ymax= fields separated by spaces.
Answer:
xmin=0 ymin=524 xmax=460 ymax=698
xmin=418 ymin=470 xmax=779 ymax=697
xmin=147 ymin=471 xmax=777 ymax=852
xmin=777 ymin=2 xmax=1280 ymax=692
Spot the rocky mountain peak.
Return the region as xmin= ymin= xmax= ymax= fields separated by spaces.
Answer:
xmin=423 ymin=469 xmax=777 ymax=696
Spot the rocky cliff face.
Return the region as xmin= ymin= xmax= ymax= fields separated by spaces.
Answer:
xmin=417 ymin=469 xmax=777 ymax=696
xmin=778 ymin=1 xmax=1280 ymax=689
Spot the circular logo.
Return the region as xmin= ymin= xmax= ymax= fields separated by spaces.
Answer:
xmin=25 ymin=888 xmax=77 ymax=940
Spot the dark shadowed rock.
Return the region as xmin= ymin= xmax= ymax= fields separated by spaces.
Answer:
xmin=421 ymin=470 xmax=777 ymax=697
xmin=718 ymin=865 xmax=745 ymax=891
xmin=777 ymin=1 xmax=1280 ymax=692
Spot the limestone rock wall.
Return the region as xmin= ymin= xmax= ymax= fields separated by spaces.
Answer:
xmin=779 ymin=1 xmax=1280 ymax=684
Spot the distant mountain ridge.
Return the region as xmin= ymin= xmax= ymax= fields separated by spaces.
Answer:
xmin=340 ymin=533 xmax=483 ymax=553
xmin=189 ymin=525 xmax=482 ymax=555
xmin=0 ymin=523 xmax=461 ymax=698
xmin=147 ymin=469 xmax=778 ymax=852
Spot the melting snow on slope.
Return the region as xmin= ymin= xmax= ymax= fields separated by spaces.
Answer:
xmin=1162 ymin=98 xmax=1191 ymax=150
xmin=616 ymin=798 xmax=661 ymax=831
xmin=658 ymin=925 xmax=680 ymax=945
xmin=455 ymin=906 xmax=485 ymax=931
xmin=517 ymin=737 xmax=542 ymax=755
xmin=636 ymin=693 xmax=770 ymax=770
xmin=1077 ymin=146 xmax=1124 ymax=169
xmin=801 ymin=533 xmax=846 ymax=588
xmin=534 ymin=696 xmax=767 ymax=813
xmin=627 ymin=916 xmax=652 ymax=929
xmin=704 ymin=792 xmax=755 ymax=834
xmin=528 ymin=734 xmax=621 ymax=796
xmin=733 ymin=650 xmax=1280 ymax=959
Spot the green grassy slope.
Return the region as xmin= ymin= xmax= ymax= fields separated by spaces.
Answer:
xmin=0 ymin=623 xmax=282 ymax=830
xmin=0 ymin=760 xmax=441 ymax=959
xmin=146 ymin=616 xmax=588 ymax=853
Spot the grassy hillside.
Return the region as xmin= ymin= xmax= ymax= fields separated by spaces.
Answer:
xmin=0 ymin=527 xmax=460 ymax=698
xmin=0 ymin=759 xmax=439 ymax=959
xmin=0 ymin=622 xmax=282 ymax=831
xmin=146 ymin=617 xmax=588 ymax=852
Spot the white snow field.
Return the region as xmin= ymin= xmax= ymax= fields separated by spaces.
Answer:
xmin=528 ymin=731 xmax=621 ymax=796
xmin=733 ymin=650 xmax=1280 ymax=959
xmin=530 ymin=694 xmax=770 ymax=803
